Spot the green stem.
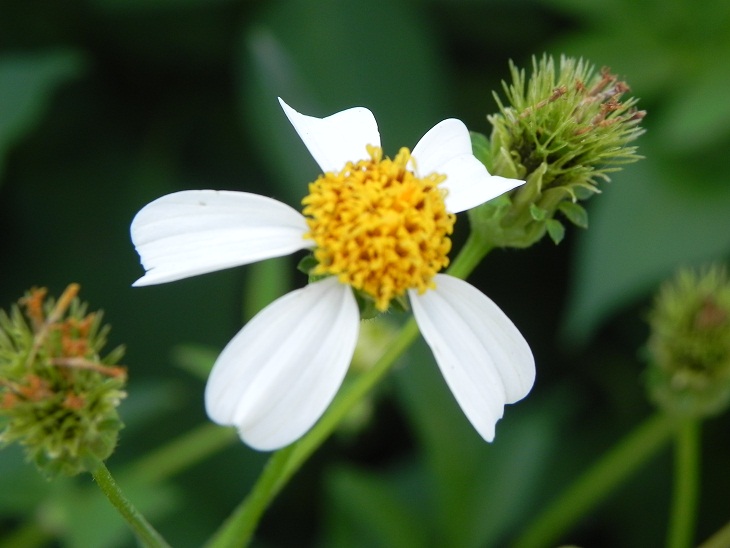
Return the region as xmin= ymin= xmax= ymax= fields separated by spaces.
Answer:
xmin=91 ymin=461 xmax=171 ymax=548
xmin=207 ymin=225 xmax=493 ymax=547
xmin=667 ymin=418 xmax=701 ymax=548
xmin=446 ymin=231 xmax=493 ymax=279
xmin=514 ymin=412 xmax=674 ymax=548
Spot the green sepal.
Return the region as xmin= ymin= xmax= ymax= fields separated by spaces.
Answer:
xmin=546 ymin=219 xmax=565 ymax=244
xmin=297 ymin=254 xmax=318 ymax=275
xmin=529 ymin=203 xmax=548 ymax=221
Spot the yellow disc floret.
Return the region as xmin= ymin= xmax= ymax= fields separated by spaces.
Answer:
xmin=302 ymin=145 xmax=455 ymax=312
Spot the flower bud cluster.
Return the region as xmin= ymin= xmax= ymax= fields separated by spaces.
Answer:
xmin=0 ymin=284 xmax=126 ymax=477
xmin=646 ymin=266 xmax=730 ymax=418
xmin=469 ymin=55 xmax=645 ymax=248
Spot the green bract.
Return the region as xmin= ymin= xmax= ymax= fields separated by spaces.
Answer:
xmin=0 ymin=285 xmax=126 ymax=478
xmin=469 ymin=55 xmax=645 ymax=248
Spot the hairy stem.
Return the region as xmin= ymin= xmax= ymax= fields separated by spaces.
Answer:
xmin=91 ymin=461 xmax=171 ymax=548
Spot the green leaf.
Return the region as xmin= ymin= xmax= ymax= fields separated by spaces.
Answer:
xmin=0 ymin=445 xmax=60 ymax=514
xmin=563 ymin=158 xmax=730 ymax=345
xmin=658 ymin=66 xmax=730 ymax=151
xmin=170 ymin=344 xmax=218 ymax=381
xmin=53 ymin=476 xmax=179 ymax=548
xmin=0 ymin=50 xmax=84 ymax=181
xmin=322 ymin=465 xmax=431 ymax=548
xmin=558 ymin=201 xmax=589 ymax=229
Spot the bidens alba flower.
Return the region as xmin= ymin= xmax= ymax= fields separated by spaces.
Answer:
xmin=131 ymin=98 xmax=535 ymax=451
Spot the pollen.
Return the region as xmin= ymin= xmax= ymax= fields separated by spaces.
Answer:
xmin=302 ymin=145 xmax=455 ymax=311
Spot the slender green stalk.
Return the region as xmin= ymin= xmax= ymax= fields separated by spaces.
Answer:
xmin=698 ymin=520 xmax=730 ymax=548
xmin=446 ymin=232 xmax=493 ymax=279
xmin=207 ymin=231 xmax=491 ymax=547
xmin=91 ymin=461 xmax=171 ymax=548
xmin=514 ymin=412 xmax=675 ymax=548
xmin=667 ymin=418 xmax=701 ymax=548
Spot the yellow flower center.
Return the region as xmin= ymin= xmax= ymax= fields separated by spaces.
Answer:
xmin=302 ymin=145 xmax=455 ymax=311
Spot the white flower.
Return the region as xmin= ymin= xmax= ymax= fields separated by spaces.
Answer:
xmin=131 ymin=98 xmax=535 ymax=450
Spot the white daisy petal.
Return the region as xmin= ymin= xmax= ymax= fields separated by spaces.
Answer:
xmin=409 ymin=274 xmax=535 ymax=442
xmin=411 ymin=119 xmax=474 ymax=177
xmin=278 ymin=97 xmax=380 ymax=174
xmin=131 ymin=190 xmax=311 ymax=286
xmin=411 ymin=118 xmax=525 ymax=213
xmin=204 ymin=277 xmax=359 ymax=451
xmin=440 ymin=158 xmax=525 ymax=214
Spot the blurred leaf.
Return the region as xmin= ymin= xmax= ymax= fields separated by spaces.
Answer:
xmin=171 ymin=344 xmax=218 ymax=381
xmin=658 ymin=66 xmax=730 ymax=150
xmin=118 ymin=380 xmax=190 ymax=430
xmin=563 ymin=158 xmax=730 ymax=344
xmin=238 ymin=0 xmax=448 ymax=205
xmin=393 ymin=340 xmax=568 ymax=547
xmin=322 ymin=464 xmax=431 ymax=548
xmin=89 ymin=0 xmax=235 ymax=10
xmin=48 ymin=475 xmax=179 ymax=548
xmin=0 ymin=445 xmax=62 ymax=514
xmin=0 ymin=50 xmax=84 ymax=181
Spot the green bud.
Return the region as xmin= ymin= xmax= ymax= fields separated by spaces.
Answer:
xmin=645 ymin=266 xmax=730 ymax=418
xmin=469 ymin=55 xmax=645 ymax=248
xmin=0 ymin=284 xmax=127 ymax=478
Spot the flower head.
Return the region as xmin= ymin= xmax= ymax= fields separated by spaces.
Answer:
xmin=0 ymin=285 xmax=126 ymax=477
xmin=469 ymin=55 xmax=645 ymax=247
xmin=646 ymin=266 xmax=730 ymax=418
xmin=131 ymin=98 xmax=535 ymax=450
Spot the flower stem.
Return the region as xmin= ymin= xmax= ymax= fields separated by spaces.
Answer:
xmin=667 ymin=418 xmax=701 ymax=548
xmin=91 ymin=461 xmax=171 ymax=548
xmin=514 ymin=412 xmax=674 ymax=548
xmin=446 ymin=231 xmax=493 ymax=279
xmin=205 ymin=227 xmax=492 ymax=547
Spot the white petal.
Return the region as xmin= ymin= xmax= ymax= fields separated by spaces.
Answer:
xmin=411 ymin=118 xmax=525 ymax=213
xmin=409 ymin=274 xmax=535 ymax=442
xmin=131 ymin=190 xmax=311 ymax=286
xmin=205 ymin=278 xmax=359 ymax=450
xmin=278 ymin=97 xmax=380 ymax=174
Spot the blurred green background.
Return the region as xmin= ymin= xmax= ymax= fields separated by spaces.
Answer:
xmin=1 ymin=0 xmax=729 ymax=546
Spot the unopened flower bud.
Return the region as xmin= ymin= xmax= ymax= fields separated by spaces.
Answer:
xmin=645 ymin=266 xmax=730 ymax=418
xmin=0 ymin=284 xmax=127 ymax=477
xmin=469 ymin=55 xmax=645 ymax=248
